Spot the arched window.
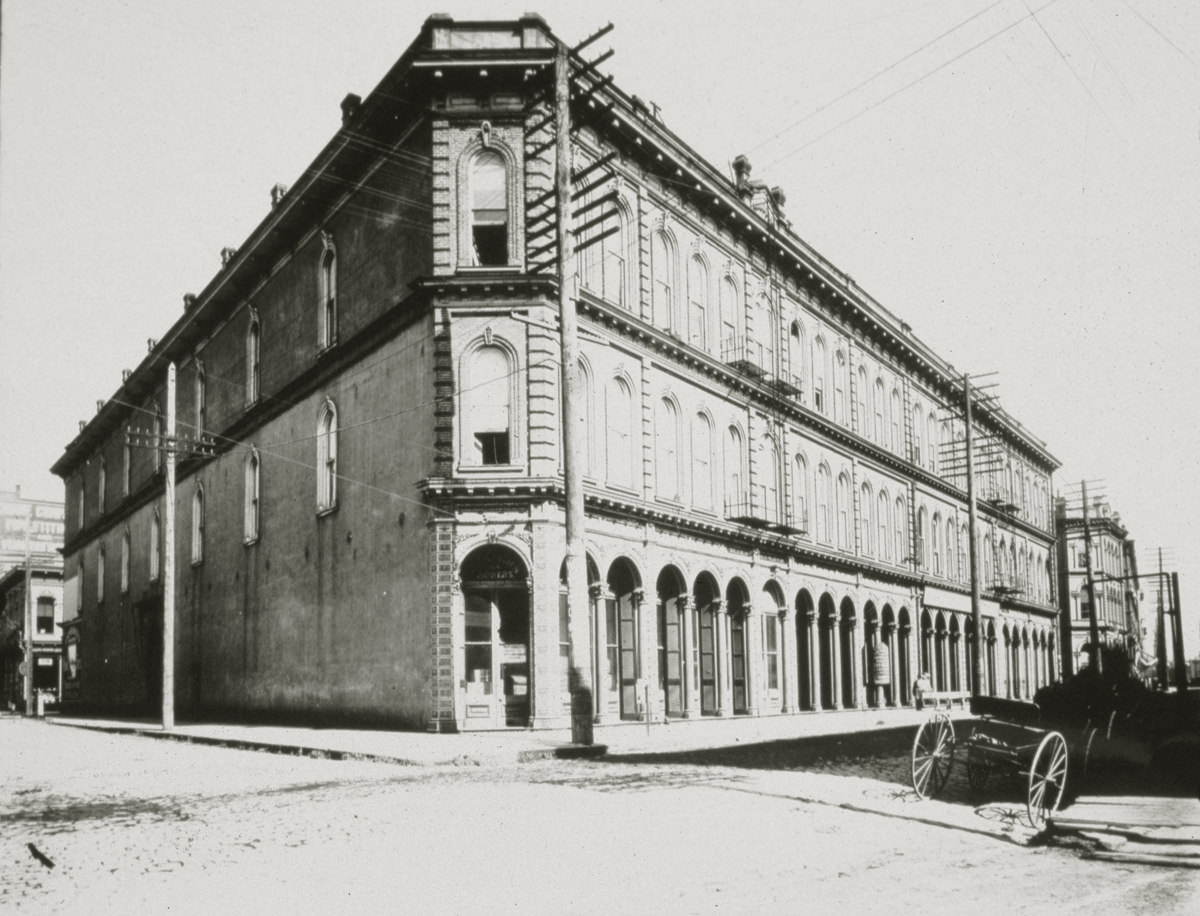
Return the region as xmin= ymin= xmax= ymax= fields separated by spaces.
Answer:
xmin=878 ymin=489 xmax=890 ymax=560
xmin=758 ymin=436 xmax=781 ymax=524
xmin=760 ymin=299 xmax=778 ymax=376
xmin=194 ymin=360 xmax=207 ymax=435
xmin=150 ymin=511 xmax=161 ymax=582
xmin=246 ymin=312 xmax=261 ymax=406
xmin=890 ymin=388 xmax=902 ymax=453
xmin=719 ymin=276 xmax=739 ymax=352
xmin=320 ymin=241 xmax=338 ymax=347
xmin=788 ymin=321 xmax=805 ymax=388
xmin=918 ymin=507 xmax=930 ymax=569
xmin=153 ymin=405 xmax=163 ymax=474
xmin=725 ymin=425 xmax=747 ymax=512
xmin=816 ymin=464 xmax=832 ymax=543
xmin=98 ymin=456 xmax=107 ymax=515
xmin=945 ymin=518 xmax=957 ymax=580
xmin=97 ymin=546 xmax=105 ymax=602
xmin=578 ymin=359 xmax=596 ymax=478
xmin=860 ymin=482 xmax=874 ymax=555
xmin=470 ymin=150 xmax=508 ymax=266
xmin=317 ymin=400 xmax=338 ymax=511
xmin=120 ymin=529 xmax=130 ymax=594
xmin=911 ymin=403 xmax=924 ymax=465
xmin=191 ymin=485 xmax=205 ymax=565
xmin=793 ymin=453 xmax=810 ymax=533
xmin=874 ymin=378 xmax=886 ymax=445
xmin=464 ymin=344 xmax=514 ymax=466
xmin=245 ymin=448 xmax=260 ymax=543
xmin=692 ymin=413 xmax=715 ymax=510
xmin=687 ymin=256 xmax=709 ymax=350
xmin=606 ymin=378 xmax=636 ymax=489
xmin=76 ymin=558 xmax=84 ymax=612
xmin=926 ymin=411 xmax=939 ymax=472
xmin=895 ymin=495 xmax=907 ymax=561
xmin=855 ymin=366 xmax=869 ymax=437
xmin=656 ymin=398 xmax=681 ymax=501
xmin=122 ymin=440 xmax=131 ymax=497
xmin=813 ymin=338 xmax=828 ymax=414
xmin=651 ymin=231 xmax=675 ymax=332
xmin=836 ymin=472 xmax=851 ymax=548
xmin=931 ymin=512 xmax=942 ymax=575
xmin=833 ymin=351 xmax=848 ymax=425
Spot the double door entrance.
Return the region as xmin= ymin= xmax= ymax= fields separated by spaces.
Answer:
xmin=462 ymin=587 xmax=530 ymax=728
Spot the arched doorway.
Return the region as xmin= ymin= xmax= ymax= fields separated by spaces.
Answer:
xmin=948 ymin=615 xmax=961 ymax=693
xmin=897 ymin=607 xmax=912 ymax=705
xmin=818 ymin=593 xmax=837 ymax=710
xmin=796 ymin=590 xmax=815 ymax=711
xmin=606 ymin=557 xmax=643 ymax=721
xmin=919 ymin=610 xmax=935 ymax=689
xmin=964 ymin=616 xmax=977 ymax=696
xmin=839 ymin=597 xmax=857 ymax=708
xmin=762 ymin=581 xmax=785 ymax=709
xmin=657 ymin=566 xmax=687 ymax=718
xmin=460 ymin=544 xmax=531 ymax=728
xmin=693 ymin=572 xmax=720 ymax=716
xmin=726 ymin=577 xmax=751 ymax=714
xmin=934 ymin=612 xmax=947 ymax=692
xmin=986 ymin=621 xmax=998 ymax=696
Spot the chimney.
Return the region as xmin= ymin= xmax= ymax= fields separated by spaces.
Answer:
xmin=770 ymin=186 xmax=786 ymax=210
xmin=122 ymin=369 xmax=132 ymax=382
xmin=79 ymin=421 xmax=86 ymax=433
xmin=270 ymin=183 xmax=289 ymax=208
xmin=220 ymin=247 xmax=237 ymax=268
xmin=184 ymin=293 xmax=198 ymax=311
xmin=147 ymin=338 xmax=157 ymax=353
xmin=341 ymin=93 xmax=362 ymax=126
xmin=96 ymin=400 xmax=105 ymax=413
xmin=732 ymin=155 xmax=752 ymax=190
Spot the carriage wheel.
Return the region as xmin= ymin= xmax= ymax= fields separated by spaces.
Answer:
xmin=911 ymin=714 xmax=955 ymax=799
xmin=965 ymin=750 xmax=989 ymax=792
xmin=1027 ymin=731 xmax=1068 ymax=829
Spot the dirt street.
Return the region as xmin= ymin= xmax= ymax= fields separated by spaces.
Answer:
xmin=2 ymin=720 xmax=1197 ymax=915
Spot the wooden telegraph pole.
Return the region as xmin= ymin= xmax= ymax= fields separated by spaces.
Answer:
xmin=1081 ymin=480 xmax=1101 ymax=674
xmin=963 ymin=375 xmax=983 ymax=698
xmin=162 ymin=362 xmax=176 ymax=730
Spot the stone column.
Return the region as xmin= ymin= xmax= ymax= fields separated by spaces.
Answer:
xmin=829 ymin=611 xmax=841 ymax=710
xmin=715 ymin=599 xmax=730 ymax=717
xmin=680 ymin=594 xmax=697 ymax=718
xmin=778 ymin=608 xmax=791 ymax=713
xmin=884 ymin=622 xmax=897 ymax=707
xmin=744 ymin=605 xmax=760 ymax=717
xmin=849 ymin=615 xmax=864 ymax=709
xmin=804 ymin=610 xmax=818 ymax=711
xmin=590 ymin=583 xmax=610 ymax=723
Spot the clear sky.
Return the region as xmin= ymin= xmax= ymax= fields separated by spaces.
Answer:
xmin=2 ymin=1 xmax=1197 ymax=643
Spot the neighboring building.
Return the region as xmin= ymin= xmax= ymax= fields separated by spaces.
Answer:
xmin=51 ymin=15 xmax=1060 ymax=732
xmin=0 ymin=564 xmax=65 ymax=710
xmin=0 ymin=487 xmax=64 ymax=577
xmin=1055 ymin=496 xmax=1141 ymax=672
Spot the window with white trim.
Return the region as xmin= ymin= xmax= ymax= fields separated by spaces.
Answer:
xmin=320 ymin=240 xmax=337 ymax=349
xmin=150 ymin=511 xmax=161 ymax=582
xmin=606 ymin=377 xmax=636 ymax=489
xmin=317 ymin=401 xmax=338 ymax=511
xmin=120 ymin=529 xmax=130 ymax=594
xmin=191 ymin=485 xmax=205 ymax=565
xmin=470 ymin=151 xmax=509 ymax=266
xmin=246 ymin=312 xmax=261 ymax=406
xmin=463 ymin=345 xmax=513 ymax=466
xmin=245 ymin=448 xmax=260 ymax=543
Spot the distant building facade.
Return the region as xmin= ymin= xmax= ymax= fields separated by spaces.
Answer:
xmin=0 ymin=487 xmax=64 ymax=576
xmin=0 ymin=564 xmax=65 ymax=709
xmin=52 ymin=15 xmax=1061 ymax=731
xmin=1055 ymin=496 xmax=1141 ymax=671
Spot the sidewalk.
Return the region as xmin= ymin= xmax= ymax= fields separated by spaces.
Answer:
xmin=43 ymin=704 xmax=970 ymax=766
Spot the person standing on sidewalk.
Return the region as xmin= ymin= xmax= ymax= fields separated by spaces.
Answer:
xmin=914 ymin=671 xmax=932 ymax=710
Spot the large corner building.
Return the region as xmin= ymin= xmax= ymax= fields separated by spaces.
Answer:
xmin=53 ymin=15 xmax=1061 ymax=732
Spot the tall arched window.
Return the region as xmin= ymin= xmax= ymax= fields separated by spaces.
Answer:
xmin=918 ymin=507 xmax=930 ymax=569
xmin=150 ymin=511 xmax=161 ymax=582
xmin=692 ymin=413 xmax=715 ymax=510
xmin=895 ymin=495 xmax=907 ymax=561
xmin=813 ymin=338 xmax=828 ymax=414
xmin=606 ymin=378 xmax=636 ymax=489
xmin=788 ymin=321 xmax=805 ymax=390
xmin=719 ymin=276 xmax=739 ymax=351
xmin=194 ymin=360 xmax=207 ymax=435
xmin=725 ymin=425 xmax=747 ymax=513
xmin=651 ymin=231 xmax=675 ymax=332
xmin=121 ymin=528 xmax=131 ymax=594
xmin=320 ymin=239 xmax=337 ymax=348
xmin=153 ymin=405 xmax=163 ymax=474
xmin=945 ymin=518 xmax=957 ymax=580
xmin=874 ymin=378 xmax=886 ymax=444
xmin=890 ymin=388 xmax=902 ymax=453
xmin=687 ymin=256 xmax=709 ymax=350
xmin=578 ymin=359 xmax=596 ymax=478
xmin=816 ymin=463 xmax=832 ymax=543
xmin=855 ymin=366 xmax=869 ymax=437
xmin=191 ymin=485 xmax=205 ymax=565
xmin=317 ymin=400 xmax=338 ymax=511
xmin=758 ymin=436 xmax=780 ymax=523
xmin=246 ymin=312 xmax=261 ymax=406
xmin=834 ymin=351 xmax=848 ymax=425
xmin=122 ymin=441 xmax=131 ymax=497
xmin=911 ymin=403 xmax=924 ymax=465
xmin=98 ymin=456 xmax=107 ymax=515
xmin=464 ymin=344 xmax=514 ymax=466
xmin=860 ymin=482 xmax=874 ymax=555
xmin=793 ymin=453 xmax=810 ymax=533
xmin=97 ymin=546 xmax=105 ymax=602
xmin=760 ymin=300 xmax=778 ymax=376
xmin=927 ymin=411 xmax=939 ymax=472
xmin=878 ymin=490 xmax=890 ymax=560
xmin=656 ymin=398 xmax=681 ymax=501
xmin=836 ymin=472 xmax=851 ymax=548
xmin=245 ymin=448 xmax=260 ymax=543
xmin=931 ymin=512 xmax=942 ymax=575
xmin=470 ymin=151 xmax=508 ymax=266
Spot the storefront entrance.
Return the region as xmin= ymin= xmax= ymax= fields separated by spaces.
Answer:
xmin=460 ymin=546 xmax=531 ymax=729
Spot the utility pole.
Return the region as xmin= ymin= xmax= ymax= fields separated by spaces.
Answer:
xmin=1171 ymin=572 xmax=1187 ymax=694
xmin=162 ymin=361 xmax=176 ymax=730
xmin=23 ymin=505 xmax=34 ymax=715
xmin=1081 ymin=481 xmax=1101 ymax=674
xmin=1157 ymin=549 xmax=1168 ymax=689
xmin=963 ymin=375 xmax=983 ymax=697
xmin=555 ymin=39 xmax=592 ymax=744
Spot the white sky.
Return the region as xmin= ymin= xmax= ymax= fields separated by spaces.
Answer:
xmin=2 ymin=0 xmax=1197 ymax=642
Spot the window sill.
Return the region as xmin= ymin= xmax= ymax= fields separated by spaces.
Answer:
xmin=456 ymin=265 xmax=523 ymax=275
xmin=455 ymin=463 xmax=524 ymax=475
xmin=317 ymin=504 xmax=338 ymax=519
xmin=244 ymin=536 xmax=260 ymax=547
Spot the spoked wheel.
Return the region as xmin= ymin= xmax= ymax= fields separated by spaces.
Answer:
xmin=966 ymin=750 xmax=990 ymax=792
xmin=911 ymin=714 xmax=955 ymax=799
xmin=1026 ymin=731 xmax=1068 ymax=829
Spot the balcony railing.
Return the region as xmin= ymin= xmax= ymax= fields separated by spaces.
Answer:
xmin=721 ymin=337 xmax=766 ymax=379
xmin=724 ymin=497 xmax=804 ymax=535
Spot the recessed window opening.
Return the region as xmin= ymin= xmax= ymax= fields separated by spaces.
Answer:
xmin=471 ymin=151 xmax=508 ymax=266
